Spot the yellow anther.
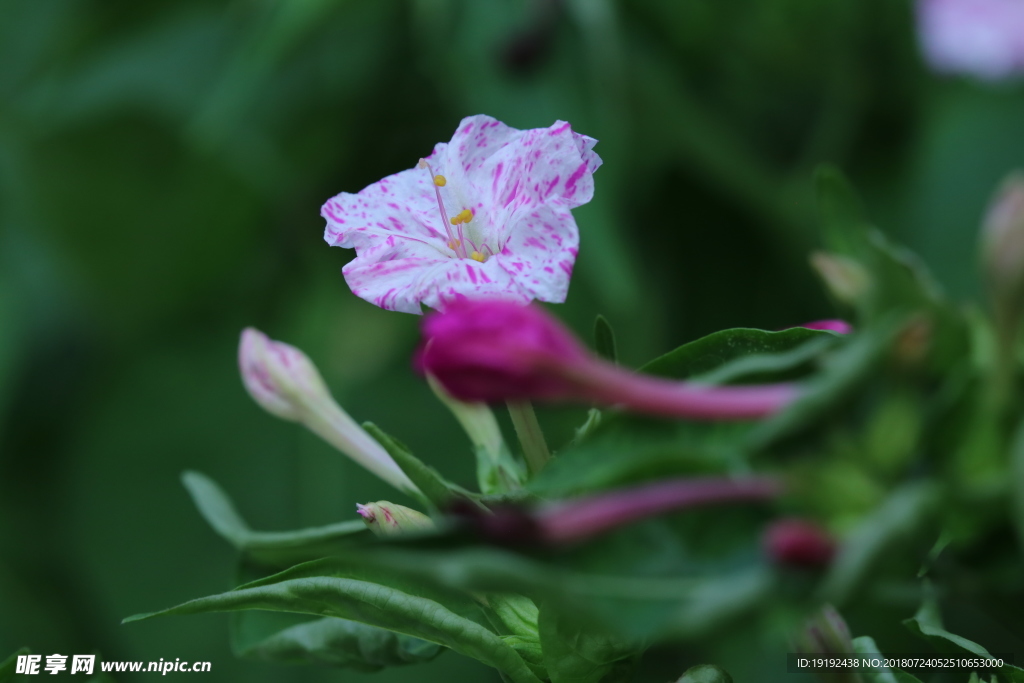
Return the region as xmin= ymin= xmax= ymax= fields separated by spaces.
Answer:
xmin=450 ymin=209 xmax=473 ymax=225
xmin=447 ymin=239 xmax=462 ymax=250
xmin=433 ymin=175 xmax=447 ymax=187
xmin=470 ymin=251 xmax=487 ymax=263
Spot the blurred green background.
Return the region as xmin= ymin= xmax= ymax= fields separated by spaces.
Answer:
xmin=1 ymin=0 xmax=1021 ymax=680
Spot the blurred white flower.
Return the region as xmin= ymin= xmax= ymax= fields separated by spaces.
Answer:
xmin=917 ymin=0 xmax=1024 ymax=80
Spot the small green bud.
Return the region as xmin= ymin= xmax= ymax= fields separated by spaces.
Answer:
xmin=675 ymin=664 xmax=734 ymax=683
xmin=356 ymin=501 xmax=435 ymax=537
xmin=810 ymin=251 xmax=871 ymax=306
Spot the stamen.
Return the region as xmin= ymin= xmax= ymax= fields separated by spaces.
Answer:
xmin=470 ymin=251 xmax=487 ymax=263
xmin=419 ymin=158 xmax=466 ymax=258
xmin=450 ymin=209 xmax=473 ymax=225
xmin=447 ymin=239 xmax=462 ymax=251
xmin=434 ymin=175 xmax=447 ymax=187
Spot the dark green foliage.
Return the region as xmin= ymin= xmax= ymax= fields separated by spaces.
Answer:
xmin=4 ymin=1 xmax=1024 ymax=682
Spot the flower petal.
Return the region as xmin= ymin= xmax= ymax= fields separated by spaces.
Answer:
xmin=343 ymin=242 xmax=526 ymax=313
xmin=322 ymin=166 xmax=449 ymax=254
xmin=493 ymin=204 xmax=579 ymax=303
xmin=437 ymin=115 xmax=601 ymax=215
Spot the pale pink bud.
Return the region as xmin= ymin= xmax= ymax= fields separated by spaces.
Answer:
xmin=238 ymin=328 xmax=418 ymax=495
xmin=419 ymin=300 xmax=800 ymax=420
xmin=239 ymin=328 xmax=329 ymax=421
xmin=763 ymin=518 xmax=837 ymax=569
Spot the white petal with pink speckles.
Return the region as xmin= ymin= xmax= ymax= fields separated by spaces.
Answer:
xmin=322 ymin=114 xmax=601 ymax=313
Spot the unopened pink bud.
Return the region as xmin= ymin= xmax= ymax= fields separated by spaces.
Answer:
xmin=763 ymin=518 xmax=836 ymax=569
xmin=796 ymin=320 xmax=853 ymax=334
xmin=238 ymin=328 xmax=419 ymax=495
xmin=239 ymin=328 xmax=328 ymax=421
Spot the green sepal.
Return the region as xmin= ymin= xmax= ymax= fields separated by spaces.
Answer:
xmin=594 ymin=315 xmax=618 ymax=364
xmin=363 ymin=421 xmax=480 ymax=509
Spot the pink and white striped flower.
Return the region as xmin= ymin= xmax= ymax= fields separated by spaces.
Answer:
xmin=322 ymin=115 xmax=602 ymax=314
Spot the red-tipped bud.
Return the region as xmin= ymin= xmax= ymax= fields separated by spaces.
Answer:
xmin=763 ymin=518 xmax=837 ymax=569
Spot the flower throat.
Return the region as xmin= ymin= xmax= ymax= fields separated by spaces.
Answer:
xmin=418 ymin=159 xmax=490 ymax=262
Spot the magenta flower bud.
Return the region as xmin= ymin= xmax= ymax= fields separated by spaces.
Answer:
xmin=795 ymin=320 xmax=853 ymax=334
xmin=419 ymin=300 xmax=800 ymax=420
xmin=417 ymin=298 xmax=591 ymax=401
xmin=763 ymin=518 xmax=837 ymax=569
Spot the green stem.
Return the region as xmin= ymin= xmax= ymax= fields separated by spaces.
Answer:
xmin=506 ymin=401 xmax=550 ymax=475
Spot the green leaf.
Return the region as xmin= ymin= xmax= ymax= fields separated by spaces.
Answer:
xmin=819 ymin=482 xmax=938 ymax=604
xmin=640 ymin=327 xmax=835 ymax=382
xmin=529 ymin=432 xmax=731 ymax=499
xmin=0 ymin=647 xmax=29 ymax=683
xmin=330 ymin=545 xmax=774 ymax=643
xmin=124 ymin=576 xmax=542 ymax=683
xmin=363 ymin=422 xmax=474 ymax=509
xmin=232 ymin=614 xmax=441 ymax=670
xmin=231 ymin=556 xmax=488 ymax=623
xmin=816 ymin=165 xmax=870 ymax=256
xmin=487 ymin=594 xmax=539 ymax=639
xmin=538 ymin=606 xmax=640 ymax=683
xmin=501 ymin=635 xmax=546 ymax=679
xmin=675 ymin=664 xmax=734 ymax=683
xmin=1011 ymin=416 xmax=1024 ymax=548
xmin=693 ymin=335 xmax=837 ymax=386
xmin=594 ymin=315 xmax=618 ymax=364
xmin=902 ymin=586 xmax=1024 ymax=681
xmin=181 ymin=471 xmax=366 ymax=566
xmin=749 ymin=315 xmax=906 ymax=449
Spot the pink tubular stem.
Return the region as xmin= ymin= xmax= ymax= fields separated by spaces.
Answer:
xmin=568 ymin=360 xmax=801 ymax=420
xmin=537 ymin=476 xmax=784 ymax=544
